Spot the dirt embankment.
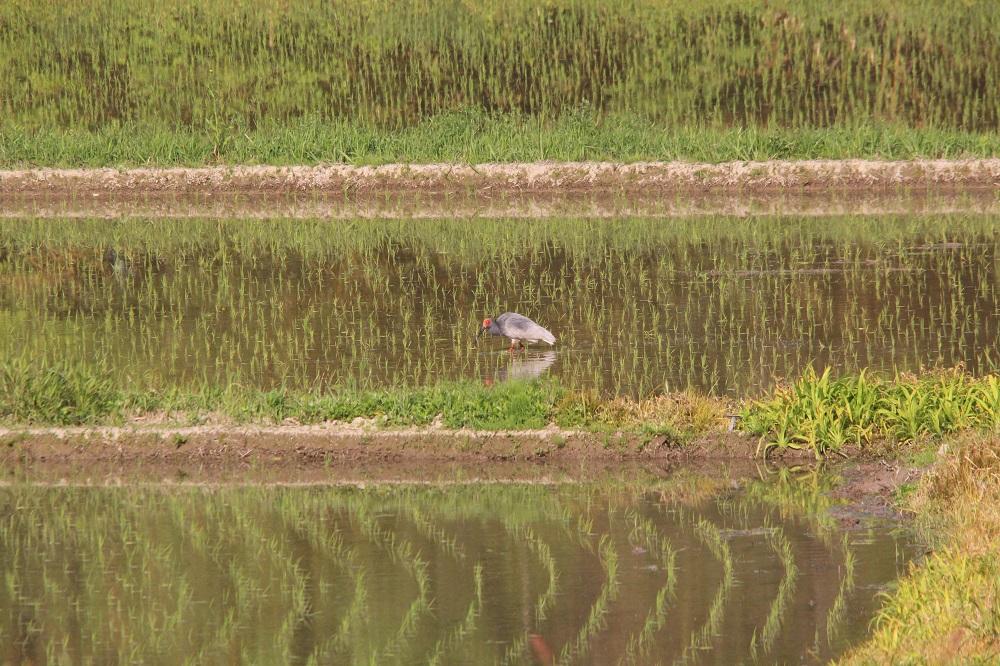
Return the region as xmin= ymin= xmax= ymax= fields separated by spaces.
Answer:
xmin=0 ymin=423 xmax=764 ymax=468
xmin=3 ymin=159 xmax=1000 ymax=196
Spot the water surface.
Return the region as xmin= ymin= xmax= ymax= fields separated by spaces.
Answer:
xmin=0 ymin=472 xmax=916 ymax=664
xmin=2 ymin=215 xmax=998 ymax=395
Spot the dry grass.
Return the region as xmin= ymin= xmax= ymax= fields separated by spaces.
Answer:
xmin=839 ymin=433 xmax=1000 ymax=664
xmin=597 ymin=391 xmax=731 ymax=436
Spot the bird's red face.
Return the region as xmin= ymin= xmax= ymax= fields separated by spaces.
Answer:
xmin=478 ymin=318 xmax=492 ymax=337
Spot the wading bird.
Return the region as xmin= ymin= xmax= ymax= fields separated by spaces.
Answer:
xmin=478 ymin=312 xmax=556 ymax=352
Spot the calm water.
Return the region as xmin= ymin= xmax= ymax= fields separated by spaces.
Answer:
xmin=2 ymin=215 xmax=999 ymax=395
xmin=0 ymin=473 xmax=916 ymax=664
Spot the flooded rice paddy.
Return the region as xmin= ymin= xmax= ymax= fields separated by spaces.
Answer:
xmin=0 ymin=472 xmax=917 ymax=664
xmin=2 ymin=215 xmax=998 ymax=396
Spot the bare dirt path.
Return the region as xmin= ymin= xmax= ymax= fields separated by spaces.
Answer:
xmin=3 ymin=159 xmax=999 ymax=196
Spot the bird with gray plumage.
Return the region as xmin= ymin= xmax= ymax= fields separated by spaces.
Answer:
xmin=478 ymin=312 xmax=556 ymax=352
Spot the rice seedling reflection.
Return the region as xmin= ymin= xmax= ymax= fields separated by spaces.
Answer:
xmin=0 ymin=476 xmax=918 ymax=663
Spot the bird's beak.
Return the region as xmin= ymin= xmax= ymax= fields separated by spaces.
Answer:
xmin=477 ymin=326 xmax=486 ymax=338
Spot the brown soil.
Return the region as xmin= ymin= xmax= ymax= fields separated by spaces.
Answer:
xmin=0 ymin=423 xmax=767 ymax=468
xmin=2 ymin=159 xmax=999 ymax=197
xmin=0 ymin=422 xmax=815 ymax=483
xmin=829 ymin=461 xmax=923 ymax=525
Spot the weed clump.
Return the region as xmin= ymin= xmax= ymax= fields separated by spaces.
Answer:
xmin=742 ymin=368 xmax=1000 ymax=457
xmin=0 ymin=359 xmax=121 ymax=425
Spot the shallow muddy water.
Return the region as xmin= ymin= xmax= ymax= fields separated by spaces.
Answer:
xmin=0 ymin=472 xmax=916 ymax=664
xmin=2 ymin=215 xmax=999 ymax=395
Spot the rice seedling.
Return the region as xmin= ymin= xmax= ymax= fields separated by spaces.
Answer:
xmin=749 ymin=526 xmax=798 ymax=660
xmin=426 ymin=563 xmax=483 ymax=666
xmin=621 ymin=510 xmax=678 ymax=664
xmin=825 ymin=539 xmax=856 ymax=648
xmin=2 ymin=214 xmax=998 ymax=402
xmin=1 ymin=1 xmax=997 ymax=148
xmin=556 ymin=533 xmax=621 ymax=664
xmin=674 ymin=517 xmax=735 ymax=664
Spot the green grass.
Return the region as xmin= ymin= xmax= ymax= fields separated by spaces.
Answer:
xmin=6 ymin=357 xmax=1000 ymax=461
xmin=0 ymin=358 xmax=729 ymax=437
xmin=3 ymin=115 xmax=1000 ymax=167
xmin=4 ymin=1 xmax=998 ymax=132
xmin=3 ymin=1 xmax=1000 ymax=167
xmin=742 ymin=368 xmax=1000 ymax=458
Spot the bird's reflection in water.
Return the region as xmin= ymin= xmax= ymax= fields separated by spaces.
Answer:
xmin=489 ymin=350 xmax=557 ymax=385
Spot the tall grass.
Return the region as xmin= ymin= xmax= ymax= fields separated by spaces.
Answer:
xmin=2 ymin=1 xmax=997 ymax=131
xmin=0 ymin=359 xmax=121 ymax=424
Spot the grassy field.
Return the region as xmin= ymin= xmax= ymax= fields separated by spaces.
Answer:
xmin=2 ymin=0 xmax=999 ymax=166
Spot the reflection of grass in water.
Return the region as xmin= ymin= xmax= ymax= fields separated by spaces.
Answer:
xmin=526 ymin=529 xmax=560 ymax=624
xmin=675 ymin=517 xmax=735 ymax=666
xmin=825 ymin=540 xmax=856 ymax=649
xmin=0 ymin=477 xmax=897 ymax=663
xmin=557 ymin=533 xmax=620 ymax=665
xmin=743 ymin=467 xmax=864 ymax=659
xmin=622 ymin=510 xmax=678 ymax=664
xmin=744 ymin=466 xmax=839 ymax=544
xmin=499 ymin=523 xmax=561 ymax=666
xmin=750 ymin=525 xmax=799 ymax=661
xmin=325 ymin=564 xmax=371 ymax=660
xmin=402 ymin=503 xmax=466 ymax=561
xmin=427 ymin=564 xmax=483 ymax=666
xmin=0 ymin=489 xmax=320 ymax=663
xmin=348 ymin=506 xmax=431 ymax=661
xmin=0 ymin=484 xmax=625 ymax=664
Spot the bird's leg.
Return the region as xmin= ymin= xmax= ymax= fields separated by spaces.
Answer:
xmin=508 ymin=340 xmax=517 ymax=353
xmin=519 ymin=342 xmax=526 ymax=352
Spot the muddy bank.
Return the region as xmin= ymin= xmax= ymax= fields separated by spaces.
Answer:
xmin=3 ymin=159 xmax=1000 ymax=197
xmin=0 ymin=423 xmax=766 ymax=468
xmin=3 ymin=186 xmax=999 ymax=220
xmin=0 ymin=425 xmax=922 ymax=526
xmin=0 ymin=424 xmax=755 ymax=485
